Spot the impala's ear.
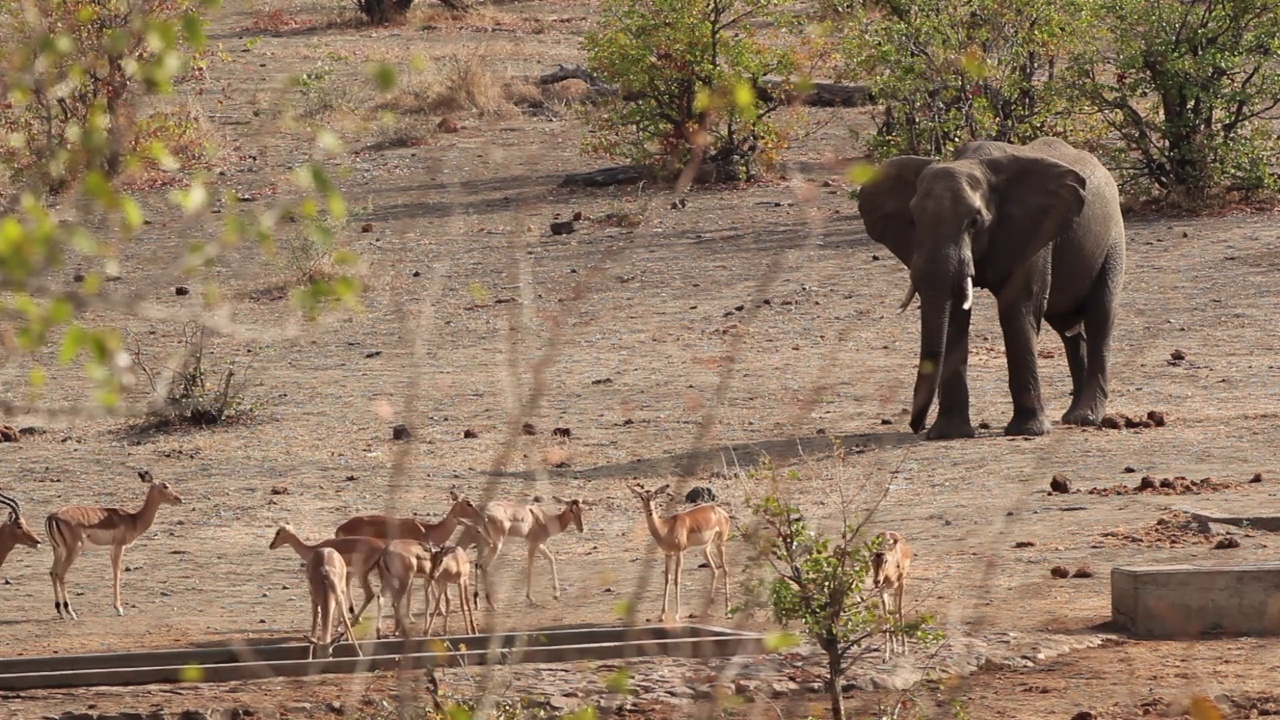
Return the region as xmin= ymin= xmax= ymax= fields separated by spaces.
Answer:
xmin=449 ymin=489 xmax=461 ymax=501
xmin=627 ymin=485 xmax=644 ymax=496
xmin=654 ymin=483 xmax=671 ymax=496
xmin=552 ymin=495 xmax=568 ymax=504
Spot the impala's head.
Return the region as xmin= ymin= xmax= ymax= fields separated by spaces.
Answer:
xmin=552 ymin=496 xmax=585 ymax=533
xmin=444 ymin=492 xmax=480 ymax=523
xmin=628 ymin=483 xmax=672 ymax=511
xmin=140 ymin=470 xmax=183 ymax=506
xmin=0 ymin=492 xmax=41 ymax=549
xmin=269 ymin=523 xmax=297 ymax=550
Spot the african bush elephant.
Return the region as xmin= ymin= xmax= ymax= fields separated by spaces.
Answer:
xmin=857 ymin=137 xmax=1126 ymax=439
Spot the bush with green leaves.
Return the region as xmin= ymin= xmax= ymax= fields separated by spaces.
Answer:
xmin=1068 ymin=0 xmax=1280 ymax=202
xmin=840 ymin=0 xmax=1102 ymax=159
xmin=0 ymin=0 xmax=365 ymax=412
xmin=741 ymin=476 xmax=942 ymax=720
xmin=581 ymin=0 xmax=799 ymax=183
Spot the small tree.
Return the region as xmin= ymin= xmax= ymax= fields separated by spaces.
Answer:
xmin=839 ymin=0 xmax=1102 ymax=159
xmin=742 ymin=481 xmax=941 ymax=720
xmin=581 ymin=0 xmax=799 ymax=183
xmin=1068 ymin=0 xmax=1280 ymax=202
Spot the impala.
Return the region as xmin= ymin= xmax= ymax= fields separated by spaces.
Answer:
xmin=629 ymin=483 xmax=731 ymax=623
xmin=456 ymin=495 xmax=585 ymax=608
xmin=0 ymin=492 xmax=41 ymax=569
xmin=305 ymin=547 xmax=363 ymax=660
xmin=870 ymin=530 xmax=913 ymax=660
xmin=334 ymin=490 xmax=483 ymax=546
xmin=269 ymin=525 xmax=388 ymax=623
xmin=46 ymin=470 xmax=183 ymax=619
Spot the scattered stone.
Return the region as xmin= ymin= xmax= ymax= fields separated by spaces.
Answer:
xmin=392 ymin=423 xmax=412 ymax=440
xmin=1089 ymin=475 xmax=1239 ymax=496
xmin=269 ymin=486 xmax=289 ymax=495
xmin=1049 ymin=474 xmax=1073 ymax=494
xmin=73 ymin=272 xmax=86 ymax=283
xmin=1250 ymin=472 xmax=1264 ymax=483
xmin=521 ymin=422 xmax=537 ymax=436
xmin=1170 ymin=348 xmax=1187 ymax=361
xmin=0 ymin=424 xmax=19 ymax=442
xmin=552 ymin=427 xmax=573 ymax=438
xmin=1050 ymin=565 xmax=1071 ymax=579
xmin=685 ymin=486 xmax=717 ymax=504
xmin=880 ymin=418 xmax=893 ymax=425
xmin=364 ymin=350 xmax=382 ymax=358
xmin=175 ymin=285 xmax=191 ymax=296
xmin=590 ymin=377 xmax=614 ymax=386
xmin=1214 ymin=536 xmax=1241 ymax=550
xmin=463 ymin=428 xmax=479 ymax=439
xmin=572 ymin=211 xmax=585 ymax=222
xmin=1146 ymin=410 xmax=1167 ymax=427
xmin=437 ymin=116 xmax=460 ymax=133
xmin=1071 ymin=566 xmax=1094 ymax=578
xmin=1070 ymin=712 xmax=1096 ymax=720
xmin=344 ymin=474 xmax=358 ymax=482
xmin=1013 ymin=541 xmax=1036 ymax=548
xmin=1100 ymin=414 xmax=1123 ymax=429
xmin=18 ymin=426 xmax=45 ymax=436
xmin=360 ymin=223 xmax=373 ymax=233
xmin=550 ymin=220 xmax=576 ymax=235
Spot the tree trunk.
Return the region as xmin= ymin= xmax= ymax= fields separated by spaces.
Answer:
xmin=826 ymin=649 xmax=845 ymax=720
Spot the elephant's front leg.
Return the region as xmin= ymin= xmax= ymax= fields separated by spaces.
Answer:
xmin=927 ymin=306 xmax=976 ymax=440
xmin=997 ymin=297 xmax=1050 ymax=437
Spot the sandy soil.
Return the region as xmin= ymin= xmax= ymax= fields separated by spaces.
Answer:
xmin=3 ymin=0 xmax=1280 ymax=717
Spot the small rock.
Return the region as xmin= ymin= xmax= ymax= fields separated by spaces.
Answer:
xmin=590 ymin=377 xmax=614 ymax=386
xmin=685 ymin=486 xmax=717 ymax=504
xmin=1049 ymin=474 xmax=1072 ymax=494
xmin=1071 ymin=566 xmax=1094 ymax=578
xmin=1070 ymin=712 xmax=1096 ymax=720
xmin=572 ymin=210 xmax=585 ymax=221
xmin=437 ymin=116 xmax=460 ymax=133
xmin=880 ymin=418 xmax=893 ymax=425
xmin=550 ymin=220 xmax=576 ymax=235
xmin=175 ymin=285 xmax=191 ymax=296
xmin=1146 ymin=410 xmax=1167 ymax=427
xmin=1012 ymin=541 xmax=1036 ymax=548
xmin=1250 ymin=472 xmax=1264 ymax=483
xmin=1170 ymin=349 xmax=1187 ymax=361
xmin=412 ymin=270 xmax=422 ymax=277
xmin=269 ymin=486 xmax=289 ymax=495
xmin=18 ymin=426 xmax=45 ymax=436
xmin=364 ymin=350 xmax=382 ymax=358
xmin=551 ymin=427 xmax=573 ymax=438
xmin=1214 ymin=536 xmax=1241 ymax=550
xmin=392 ymin=423 xmax=412 ymax=440
xmin=463 ymin=428 xmax=479 ymax=439
xmin=72 ymin=272 xmax=86 ymax=283
xmin=521 ymin=422 xmax=537 ymax=436
xmin=1122 ymin=465 xmax=1137 ymax=473
xmin=1138 ymin=475 xmax=1159 ymax=490
xmin=360 ymin=223 xmax=373 ymax=233
xmin=977 ymin=421 xmax=991 ymax=430
xmin=1099 ymin=414 xmax=1123 ymax=430
xmin=1050 ymin=565 xmax=1071 ymax=579
xmin=344 ymin=474 xmax=358 ymax=482
xmin=547 ymin=697 xmax=581 ymax=711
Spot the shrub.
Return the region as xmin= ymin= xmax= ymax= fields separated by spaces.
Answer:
xmin=428 ymin=50 xmax=508 ymax=116
xmin=840 ymin=0 xmax=1101 ymax=159
xmin=739 ymin=459 xmax=942 ymax=720
xmin=130 ymin=323 xmax=254 ymax=428
xmin=1068 ymin=0 xmax=1280 ymax=202
xmin=582 ymin=0 xmax=799 ymax=183
xmin=0 ymin=0 xmax=202 ymax=192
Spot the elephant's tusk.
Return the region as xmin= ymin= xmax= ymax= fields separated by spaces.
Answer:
xmin=961 ymin=276 xmax=973 ymax=311
xmin=898 ymin=283 xmax=916 ymax=312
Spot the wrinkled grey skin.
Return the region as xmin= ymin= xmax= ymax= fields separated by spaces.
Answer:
xmin=857 ymin=137 xmax=1126 ymax=440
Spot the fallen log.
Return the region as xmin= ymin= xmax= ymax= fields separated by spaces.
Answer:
xmin=558 ymin=165 xmax=650 ymax=188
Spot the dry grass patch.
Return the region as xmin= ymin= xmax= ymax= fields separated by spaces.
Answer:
xmin=426 ymin=50 xmax=513 ymax=117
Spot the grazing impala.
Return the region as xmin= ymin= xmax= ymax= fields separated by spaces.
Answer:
xmin=629 ymin=483 xmax=731 ymax=623
xmin=334 ymin=490 xmax=483 ymax=546
xmin=869 ymin=531 xmax=913 ymax=660
xmin=305 ymin=547 xmax=363 ymax=660
xmin=456 ymin=496 xmax=585 ymax=608
xmin=269 ymin=524 xmax=387 ymax=623
xmin=0 ymin=492 xmax=42 ymax=568
xmin=46 ymin=470 xmax=184 ymax=619
xmin=423 ymin=543 xmax=478 ymax=636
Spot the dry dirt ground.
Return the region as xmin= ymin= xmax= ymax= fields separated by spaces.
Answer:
xmin=3 ymin=0 xmax=1280 ymax=717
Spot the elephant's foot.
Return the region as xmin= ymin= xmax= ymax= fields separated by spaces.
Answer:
xmin=1061 ymin=405 xmax=1103 ymax=427
xmin=925 ymin=414 xmax=976 ymax=440
xmin=1004 ymin=412 xmax=1050 ymax=437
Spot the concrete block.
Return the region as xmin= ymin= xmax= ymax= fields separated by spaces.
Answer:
xmin=1112 ymin=563 xmax=1280 ymax=639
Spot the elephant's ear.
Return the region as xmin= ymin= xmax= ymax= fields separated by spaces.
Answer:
xmin=981 ymin=154 xmax=1088 ymax=285
xmin=856 ymin=156 xmax=936 ymax=268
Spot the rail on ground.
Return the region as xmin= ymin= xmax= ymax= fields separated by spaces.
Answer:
xmin=0 ymin=624 xmax=768 ymax=691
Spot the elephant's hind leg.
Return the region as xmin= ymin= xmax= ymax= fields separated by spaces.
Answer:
xmin=1064 ymin=289 xmax=1117 ymax=426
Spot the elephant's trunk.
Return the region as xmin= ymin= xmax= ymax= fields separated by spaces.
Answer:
xmin=909 ymin=292 xmax=951 ymax=434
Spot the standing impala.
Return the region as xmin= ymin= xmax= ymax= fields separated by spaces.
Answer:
xmin=629 ymin=483 xmax=731 ymax=623
xmin=46 ymin=470 xmax=184 ymax=619
xmin=334 ymin=490 xmax=483 ymax=545
xmin=455 ymin=495 xmax=585 ymax=608
xmin=0 ymin=492 xmax=42 ymax=569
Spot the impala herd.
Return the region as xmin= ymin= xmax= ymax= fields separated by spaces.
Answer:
xmin=0 ymin=475 xmax=915 ymax=660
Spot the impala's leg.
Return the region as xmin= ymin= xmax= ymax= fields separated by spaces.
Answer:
xmin=461 ymin=578 xmax=477 ymax=635
xmin=424 ymin=581 xmax=441 ymax=636
xmin=49 ymin=543 xmax=66 ymax=619
xmin=481 ymin=536 xmax=506 ymax=609
xmin=716 ymin=536 xmax=730 ymax=617
xmin=109 ymin=544 xmax=126 ymax=616
xmin=524 ymin=542 xmax=539 ymax=604
xmin=659 ymin=553 xmax=673 ymax=622
xmin=538 ymin=543 xmax=561 ymax=601
xmin=895 ymin=581 xmax=908 ymax=655
xmin=879 ymin=588 xmax=893 ymax=660
xmin=443 ymin=585 xmax=453 ymax=635
xmin=340 ymin=597 xmax=363 ymax=658
xmin=350 ymin=564 xmax=378 ymax=623
xmin=697 ymin=544 xmax=717 ymax=618
xmin=54 ymin=537 xmax=83 ymax=620
xmin=673 ymin=551 xmax=686 ymax=622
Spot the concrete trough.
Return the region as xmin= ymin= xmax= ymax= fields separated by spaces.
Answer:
xmin=0 ymin=624 xmax=767 ymax=691
xmin=1111 ymin=563 xmax=1280 ymax=639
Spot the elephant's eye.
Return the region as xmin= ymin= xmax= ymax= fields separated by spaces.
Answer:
xmin=966 ymin=212 xmax=982 ymax=232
